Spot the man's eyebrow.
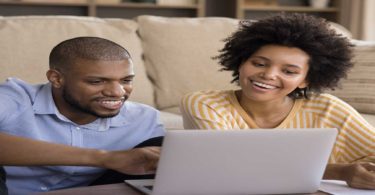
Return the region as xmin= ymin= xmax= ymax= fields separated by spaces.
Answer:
xmin=84 ymin=74 xmax=135 ymax=80
xmin=124 ymin=75 xmax=135 ymax=78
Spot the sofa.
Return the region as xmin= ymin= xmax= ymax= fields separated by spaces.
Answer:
xmin=0 ymin=15 xmax=375 ymax=129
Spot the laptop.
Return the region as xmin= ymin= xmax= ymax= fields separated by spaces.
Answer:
xmin=125 ymin=128 xmax=337 ymax=195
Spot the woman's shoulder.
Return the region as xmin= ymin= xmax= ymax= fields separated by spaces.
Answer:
xmin=303 ymin=93 xmax=356 ymax=112
xmin=182 ymin=90 xmax=233 ymax=101
xmin=306 ymin=93 xmax=346 ymax=103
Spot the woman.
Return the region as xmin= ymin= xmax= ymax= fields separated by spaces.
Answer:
xmin=181 ymin=13 xmax=375 ymax=189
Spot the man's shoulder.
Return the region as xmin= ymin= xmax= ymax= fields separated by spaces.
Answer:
xmin=0 ymin=78 xmax=43 ymax=94
xmin=0 ymin=78 xmax=45 ymax=101
xmin=114 ymin=101 xmax=160 ymax=126
xmin=124 ymin=101 xmax=157 ymax=110
xmin=121 ymin=101 xmax=159 ymax=116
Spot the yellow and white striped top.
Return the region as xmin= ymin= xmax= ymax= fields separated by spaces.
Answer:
xmin=180 ymin=90 xmax=375 ymax=164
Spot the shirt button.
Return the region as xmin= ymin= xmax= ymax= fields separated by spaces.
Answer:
xmin=40 ymin=186 xmax=49 ymax=191
xmin=76 ymin=127 xmax=80 ymax=130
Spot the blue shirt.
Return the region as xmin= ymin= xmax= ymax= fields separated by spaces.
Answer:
xmin=0 ymin=78 xmax=165 ymax=195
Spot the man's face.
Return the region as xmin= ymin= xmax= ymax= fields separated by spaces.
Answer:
xmin=53 ymin=58 xmax=134 ymax=124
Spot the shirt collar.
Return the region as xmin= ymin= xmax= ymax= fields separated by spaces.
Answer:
xmin=33 ymin=83 xmax=57 ymax=115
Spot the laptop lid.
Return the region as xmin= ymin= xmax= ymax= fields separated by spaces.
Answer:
xmin=127 ymin=128 xmax=337 ymax=195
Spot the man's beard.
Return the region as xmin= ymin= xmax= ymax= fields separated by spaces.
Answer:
xmin=62 ymin=87 xmax=120 ymax=118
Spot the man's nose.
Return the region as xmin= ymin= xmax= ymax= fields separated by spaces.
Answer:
xmin=104 ymin=82 xmax=126 ymax=97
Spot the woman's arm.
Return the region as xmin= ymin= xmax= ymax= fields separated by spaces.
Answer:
xmin=324 ymin=163 xmax=375 ymax=189
xmin=320 ymin=96 xmax=375 ymax=189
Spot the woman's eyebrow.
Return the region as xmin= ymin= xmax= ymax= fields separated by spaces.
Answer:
xmin=251 ymin=56 xmax=270 ymax=61
xmin=285 ymin=64 xmax=303 ymax=69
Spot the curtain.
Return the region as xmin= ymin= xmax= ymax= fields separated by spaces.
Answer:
xmin=340 ymin=0 xmax=375 ymax=41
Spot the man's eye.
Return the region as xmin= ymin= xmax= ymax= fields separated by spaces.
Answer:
xmin=122 ymin=79 xmax=133 ymax=84
xmin=88 ymin=80 xmax=103 ymax=84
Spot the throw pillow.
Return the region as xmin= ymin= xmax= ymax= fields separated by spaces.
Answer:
xmin=137 ymin=15 xmax=239 ymax=112
xmin=329 ymin=41 xmax=375 ymax=114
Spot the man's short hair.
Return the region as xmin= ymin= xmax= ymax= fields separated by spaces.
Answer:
xmin=49 ymin=37 xmax=131 ymax=70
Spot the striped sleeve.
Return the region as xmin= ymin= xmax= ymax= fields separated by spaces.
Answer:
xmin=304 ymin=94 xmax=375 ymax=163
xmin=180 ymin=91 xmax=232 ymax=129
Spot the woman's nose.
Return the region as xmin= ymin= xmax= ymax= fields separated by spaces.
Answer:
xmin=260 ymin=68 xmax=277 ymax=80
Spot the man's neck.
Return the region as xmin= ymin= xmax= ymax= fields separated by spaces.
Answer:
xmin=52 ymin=89 xmax=97 ymax=125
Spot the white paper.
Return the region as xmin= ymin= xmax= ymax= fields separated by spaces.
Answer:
xmin=319 ymin=180 xmax=375 ymax=195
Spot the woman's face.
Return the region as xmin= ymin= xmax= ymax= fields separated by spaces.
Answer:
xmin=238 ymin=44 xmax=310 ymax=103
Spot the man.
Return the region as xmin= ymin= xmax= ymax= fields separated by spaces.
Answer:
xmin=0 ymin=167 xmax=6 ymax=195
xmin=0 ymin=37 xmax=165 ymax=194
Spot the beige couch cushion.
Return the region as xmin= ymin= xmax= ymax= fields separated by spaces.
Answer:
xmin=159 ymin=111 xmax=183 ymax=130
xmin=137 ymin=15 xmax=239 ymax=113
xmin=329 ymin=40 xmax=375 ymax=114
xmin=0 ymin=16 xmax=154 ymax=106
xmin=361 ymin=113 xmax=375 ymax=127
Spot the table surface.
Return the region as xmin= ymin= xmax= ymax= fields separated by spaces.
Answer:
xmin=37 ymin=183 xmax=329 ymax=195
xmin=36 ymin=183 xmax=142 ymax=195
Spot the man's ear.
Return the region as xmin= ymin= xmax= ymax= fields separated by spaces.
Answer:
xmin=46 ymin=69 xmax=63 ymax=88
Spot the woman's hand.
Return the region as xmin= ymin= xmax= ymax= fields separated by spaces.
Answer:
xmin=342 ymin=162 xmax=375 ymax=189
xmin=324 ymin=162 xmax=375 ymax=189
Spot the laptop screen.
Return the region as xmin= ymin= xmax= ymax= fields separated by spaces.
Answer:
xmin=126 ymin=128 xmax=337 ymax=195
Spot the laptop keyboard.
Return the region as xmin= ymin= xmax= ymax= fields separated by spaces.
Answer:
xmin=145 ymin=185 xmax=153 ymax=190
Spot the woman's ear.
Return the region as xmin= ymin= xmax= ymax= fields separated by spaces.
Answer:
xmin=46 ymin=69 xmax=63 ymax=88
xmin=298 ymin=80 xmax=309 ymax=89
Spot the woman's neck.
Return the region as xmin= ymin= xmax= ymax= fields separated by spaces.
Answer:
xmin=236 ymin=90 xmax=294 ymax=128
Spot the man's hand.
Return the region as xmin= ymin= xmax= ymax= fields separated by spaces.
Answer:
xmin=324 ymin=162 xmax=375 ymax=190
xmin=97 ymin=147 xmax=161 ymax=175
xmin=0 ymin=132 xmax=161 ymax=175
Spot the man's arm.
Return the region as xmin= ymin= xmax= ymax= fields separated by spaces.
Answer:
xmin=0 ymin=132 xmax=160 ymax=175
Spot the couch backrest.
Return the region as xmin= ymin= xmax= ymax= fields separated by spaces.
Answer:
xmin=0 ymin=16 xmax=155 ymax=106
xmin=1 ymin=15 xmax=369 ymax=115
xmin=329 ymin=40 xmax=375 ymax=115
xmin=137 ymin=16 xmax=240 ymax=113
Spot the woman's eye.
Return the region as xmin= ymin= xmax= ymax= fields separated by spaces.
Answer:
xmin=283 ymin=70 xmax=297 ymax=74
xmin=252 ymin=62 xmax=265 ymax=67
